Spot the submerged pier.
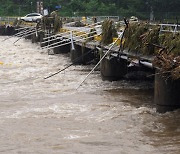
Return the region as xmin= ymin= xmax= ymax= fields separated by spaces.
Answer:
xmin=1 ymin=16 xmax=179 ymax=113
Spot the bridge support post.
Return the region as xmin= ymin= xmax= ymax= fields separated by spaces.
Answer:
xmin=70 ymin=43 xmax=95 ymax=65
xmin=154 ymin=70 xmax=180 ymax=113
xmin=6 ymin=26 xmax=15 ymax=35
xmin=25 ymin=33 xmax=32 ymax=40
xmin=53 ymin=39 xmax=70 ymax=54
xmin=70 ymin=44 xmax=83 ymax=64
xmin=0 ymin=26 xmax=15 ymax=36
xmin=100 ymin=55 xmax=128 ymax=81
xmin=32 ymin=32 xmax=40 ymax=43
xmin=40 ymin=32 xmax=47 ymax=47
xmin=0 ymin=26 xmax=6 ymax=35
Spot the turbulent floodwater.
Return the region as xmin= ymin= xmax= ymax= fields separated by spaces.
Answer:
xmin=0 ymin=36 xmax=179 ymax=154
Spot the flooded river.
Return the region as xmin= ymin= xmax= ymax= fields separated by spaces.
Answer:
xmin=0 ymin=36 xmax=179 ymax=154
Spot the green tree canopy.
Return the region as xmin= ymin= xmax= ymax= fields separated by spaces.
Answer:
xmin=0 ymin=0 xmax=179 ymax=20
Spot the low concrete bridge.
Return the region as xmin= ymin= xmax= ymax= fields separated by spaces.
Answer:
xmin=1 ymin=19 xmax=179 ymax=113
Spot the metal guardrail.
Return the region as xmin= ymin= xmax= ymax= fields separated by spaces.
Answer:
xmin=64 ymin=16 xmax=119 ymax=22
xmin=0 ymin=17 xmax=17 ymax=24
xmin=95 ymin=16 xmax=120 ymax=21
xmin=160 ymin=24 xmax=180 ymax=34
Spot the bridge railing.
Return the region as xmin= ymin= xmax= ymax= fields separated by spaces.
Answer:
xmin=159 ymin=24 xmax=180 ymax=34
xmin=0 ymin=17 xmax=17 ymax=25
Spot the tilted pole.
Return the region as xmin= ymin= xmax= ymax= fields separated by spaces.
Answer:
xmin=76 ymin=36 xmax=121 ymax=89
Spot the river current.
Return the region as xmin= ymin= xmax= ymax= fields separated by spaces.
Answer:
xmin=0 ymin=36 xmax=179 ymax=154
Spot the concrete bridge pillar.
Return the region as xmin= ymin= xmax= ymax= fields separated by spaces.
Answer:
xmin=53 ymin=39 xmax=70 ymax=54
xmin=100 ymin=56 xmax=128 ymax=81
xmin=154 ymin=70 xmax=180 ymax=113
xmin=70 ymin=44 xmax=94 ymax=65
xmin=32 ymin=32 xmax=40 ymax=43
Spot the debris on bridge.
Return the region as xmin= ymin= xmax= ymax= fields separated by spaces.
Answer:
xmin=101 ymin=19 xmax=118 ymax=45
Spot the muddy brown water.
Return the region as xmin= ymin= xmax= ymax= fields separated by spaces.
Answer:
xmin=0 ymin=36 xmax=179 ymax=154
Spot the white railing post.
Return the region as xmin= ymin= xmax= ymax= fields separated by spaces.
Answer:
xmin=70 ymin=31 xmax=75 ymax=51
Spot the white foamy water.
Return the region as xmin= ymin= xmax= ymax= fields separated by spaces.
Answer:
xmin=0 ymin=36 xmax=179 ymax=154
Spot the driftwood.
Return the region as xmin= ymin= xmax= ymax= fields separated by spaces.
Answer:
xmin=122 ymin=22 xmax=180 ymax=80
xmin=153 ymin=51 xmax=180 ymax=80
